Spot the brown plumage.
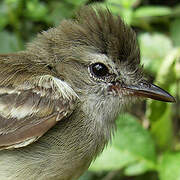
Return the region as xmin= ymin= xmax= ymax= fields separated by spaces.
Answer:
xmin=0 ymin=7 xmax=175 ymax=180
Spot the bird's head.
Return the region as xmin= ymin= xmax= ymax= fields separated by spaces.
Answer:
xmin=28 ymin=7 xmax=175 ymax=117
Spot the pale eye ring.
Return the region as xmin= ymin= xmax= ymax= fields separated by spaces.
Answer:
xmin=89 ymin=62 xmax=109 ymax=77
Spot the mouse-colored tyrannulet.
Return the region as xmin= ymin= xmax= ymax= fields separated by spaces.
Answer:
xmin=0 ymin=7 xmax=175 ymax=180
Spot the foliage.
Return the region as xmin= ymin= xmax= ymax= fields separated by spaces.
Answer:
xmin=0 ymin=0 xmax=179 ymax=180
xmin=90 ymin=113 xmax=157 ymax=175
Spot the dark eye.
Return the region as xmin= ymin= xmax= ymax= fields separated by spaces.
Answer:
xmin=90 ymin=62 xmax=109 ymax=77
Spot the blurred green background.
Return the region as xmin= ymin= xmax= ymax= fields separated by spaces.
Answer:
xmin=0 ymin=0 xmax=179 ymax=180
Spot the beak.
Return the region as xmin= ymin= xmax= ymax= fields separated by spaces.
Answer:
xmin=125 ymin=82 xmax=175 ymax=103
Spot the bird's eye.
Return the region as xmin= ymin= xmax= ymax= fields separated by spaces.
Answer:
xmin=90 ymin=62 xmax=109 ymax=77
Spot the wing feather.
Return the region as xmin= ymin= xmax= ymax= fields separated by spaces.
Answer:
xmin=0 ymin=75 xmax=78 ymax=150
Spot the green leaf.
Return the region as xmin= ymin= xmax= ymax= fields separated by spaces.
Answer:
xmin=159 ymin=152 xmax=180 ymax=180
xmin=170 ymin=18 xmax=180 ymax=47
xmin=5 ymin=0 xmax=19 ymax=3
xmin=0 ymin=2 xmax=8 ymax=29
xmin=115 ymin=114 xmax=156 ymax=162
xmin=47 ymin=2 xmax=75 ymax=25
xmin=25 ymin=0 xmax=48 ymax=21
xmin=107 ymin=0 xmax=138 ymax=8
xmin=134 ymin=6 xmax=172 ymax=18
xmin=149 ymin=104 xmax=174 ymax=150
xmin=0 ymin=31 xmax=22 ymax=53
xmin=90 ymin=113 xmax=156 ymax=175
xmin=155 ymin=48 xmax=179 ymax=89
xmin=66 ymin=0 xmax=87 ymax=6
xmin=78 ymin=172 xmax=94 ymax=180
xmin=173 ymin=4 xmax=180 ymax=17
xmin=124 ymin=161 xmax=152 ymax=176
xmin=90 ymin=145 xmax=137 ymax=171
xmin=97 ymin=2 xmax=133 ymax=24
xmin=147 ymin=49 xmax=179 ymax=151
xmin=138 ymin=33 xmax=173 ymax=74
xmin=174 ymin=52 xmax=180 ymax=79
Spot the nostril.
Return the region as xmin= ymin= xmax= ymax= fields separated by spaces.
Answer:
xmin=111 ymin=81 xmax=116 ymax=86
xmin=139 ymin=81 xmax=150 ymax=88
xmin=111 ymin=81 xmax=125 ymax=88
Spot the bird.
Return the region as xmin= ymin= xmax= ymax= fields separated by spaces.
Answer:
xmin=0 ymin=6 xmax=175 ymax=180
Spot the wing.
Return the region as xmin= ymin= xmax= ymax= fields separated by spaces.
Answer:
xmin=0 ymin=74 xmax=78 ymax=150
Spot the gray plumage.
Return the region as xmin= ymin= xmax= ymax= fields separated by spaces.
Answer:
xmin=0 ymin=7 xmax=174 ymax=180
